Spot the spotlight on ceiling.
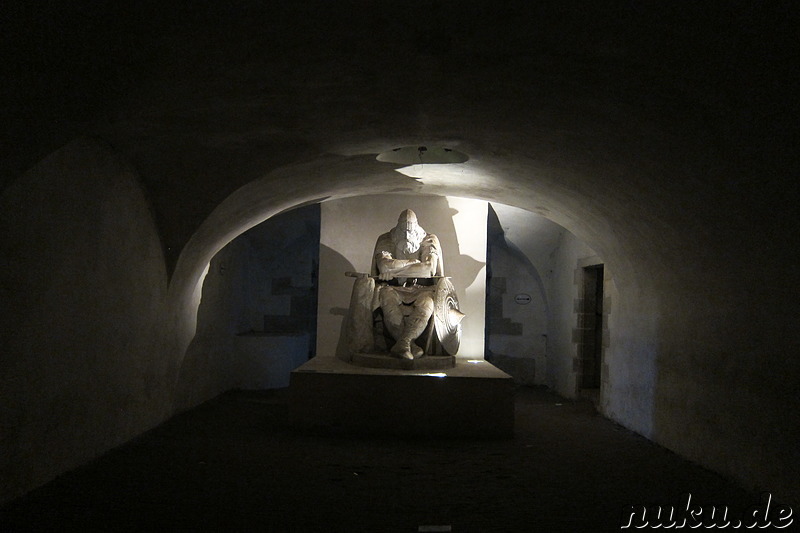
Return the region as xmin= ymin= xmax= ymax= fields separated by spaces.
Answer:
xmin=376 ymin=145 xmax=469 ymax=165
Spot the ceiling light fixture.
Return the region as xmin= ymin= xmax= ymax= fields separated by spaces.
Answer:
xmin=376 ymin=145 xmax=468 ymax=165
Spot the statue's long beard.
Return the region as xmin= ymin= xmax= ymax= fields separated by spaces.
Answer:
xmin=396 ymin=238 xmax=421 ymax=258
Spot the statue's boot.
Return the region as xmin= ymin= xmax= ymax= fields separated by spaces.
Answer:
xmin=410 ymin=342 xmax=423 ymax=358
xmin=390 ymin=316 xmax=428 ymax=360
xmin=390 ymin=339 xmax=415 ymax=360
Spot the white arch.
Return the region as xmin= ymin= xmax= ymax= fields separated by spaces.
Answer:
xmin=166 ymin=152 xmax=646 ymax=368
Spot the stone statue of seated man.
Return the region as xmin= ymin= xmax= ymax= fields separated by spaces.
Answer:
xmin=346 ymin=209 xmax=462 ymax=361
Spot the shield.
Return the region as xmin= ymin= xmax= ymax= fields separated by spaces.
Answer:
xmin=433 ymin=277 xmax=465 ymax=355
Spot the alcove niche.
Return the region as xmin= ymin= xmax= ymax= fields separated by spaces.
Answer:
xmin=187 ymin=194 xmax=609 ymax=400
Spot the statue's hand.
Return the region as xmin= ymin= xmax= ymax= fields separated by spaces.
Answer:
xmin=376 ymin=259 xmax=424 ymax=281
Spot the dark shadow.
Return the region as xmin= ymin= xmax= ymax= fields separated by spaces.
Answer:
xmin=487 ymin=206 xmax=550 ymax=318
xmin=485 ymin=204 xmax=551 ymax=381
xmin=318 ymin=243 xmax=356 ymax=360
xmin=176 ymin=203 xmax=321 ymax=404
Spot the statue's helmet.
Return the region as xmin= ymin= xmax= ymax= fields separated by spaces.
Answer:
xmin=392 ymin=209 xmax=425 ymax=247
xmin=396 ymin=209 xmax=418 ymax=230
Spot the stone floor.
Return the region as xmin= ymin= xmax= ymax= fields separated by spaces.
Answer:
xmin=1 ymin=387 xmax=759 ymax=532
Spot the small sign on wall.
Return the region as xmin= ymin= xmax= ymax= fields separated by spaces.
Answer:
xmin=514 ymin=293 xmax=532 ymax=305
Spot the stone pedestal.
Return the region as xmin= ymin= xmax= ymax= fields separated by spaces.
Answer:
xmin=350 ymin=352 xmax=455 ymax=370
xmin=289 ymin=357 xmax=514 ymax=437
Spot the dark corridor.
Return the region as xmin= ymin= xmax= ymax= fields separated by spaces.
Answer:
xmin=0 ymin=387 xmax=757 ymax=532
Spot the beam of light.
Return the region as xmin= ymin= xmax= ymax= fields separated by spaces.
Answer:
xmin=393 ymin=163 xmax=498 ymax=189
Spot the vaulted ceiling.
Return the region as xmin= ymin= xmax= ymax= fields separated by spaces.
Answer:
xmin=2 ymin=1 xmax=796 ymax=283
